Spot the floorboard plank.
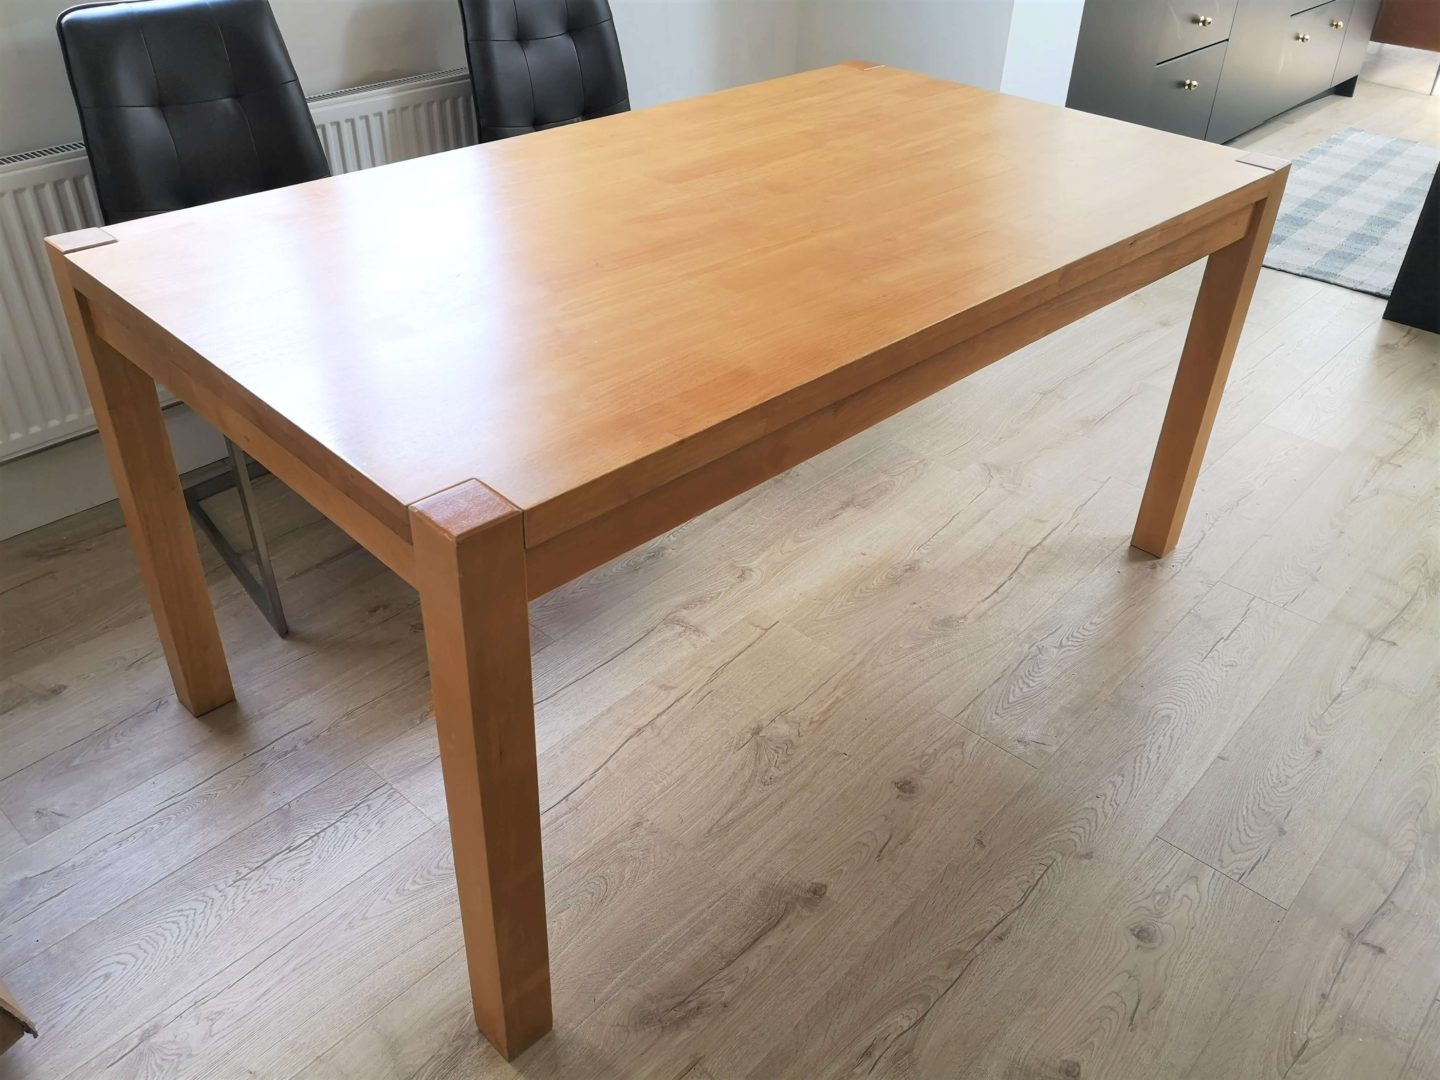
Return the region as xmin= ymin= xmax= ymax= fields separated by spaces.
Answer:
xmin=949 ymin=419 xmax=1335 ymax=762
xmin=0 ymin=639 xmax=429 ymax=972
xmin=1267 ymin=321 xmax=1439 ymax=452
xmin=750 ymin=583 xmax=1311 ymax=1078
xmin=1185 ymin=678 xmax=1440 ymax=1079
xmin=1401 ymin=997 xmax=1440 ymax=1080
xmin=1163 ymin=535 xmax=1437 ymax=906
xmin=1 ymin=764 xmax=428 ymax=1080
xmin=1224 ymin=396 xmax=1437 ymax=623
xmin=0 ymin=538 xmax=415 ymax=840
xmin=978 ymin=837 xmax=1284 ymax=1080
xmin=583 ymin=713 xmax=1031 ymax=1078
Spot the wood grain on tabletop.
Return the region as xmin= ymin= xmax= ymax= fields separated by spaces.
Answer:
xmin=61 ymin=62 xmax=1275 ymax=548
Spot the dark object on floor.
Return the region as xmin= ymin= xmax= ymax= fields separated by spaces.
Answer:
xmin=0 ymin=979 xmax=36 ymax=1054
xmin=1384 ymin=164 xmax=1440 ymax=332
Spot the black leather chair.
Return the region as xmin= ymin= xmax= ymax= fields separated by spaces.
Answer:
xmin=57 ymin=0 xmax=331 ymax=633
xmin=57 ymin=0 xmax=329 ymax=222
xmin=457 ymin=0 xmax=630 ymax=142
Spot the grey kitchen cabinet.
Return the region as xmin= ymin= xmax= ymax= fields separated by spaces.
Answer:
xmin=1155 ymin=0 xmax=1240 ymax=61
xmin=1068 ymin=0 xmax=1384 ymax=144
xmin=1147 ymin=42 xmax=1230 ymax=138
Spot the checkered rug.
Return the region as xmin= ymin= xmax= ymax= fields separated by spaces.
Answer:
xmin=1263 ymin=127 xmax=1439 ymax=298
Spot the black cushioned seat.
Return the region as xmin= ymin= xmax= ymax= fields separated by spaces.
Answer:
xmin=457 ymin=0 xmax=630 ymax=142
xmin=57 ymin=0 xmax=330 ymax=224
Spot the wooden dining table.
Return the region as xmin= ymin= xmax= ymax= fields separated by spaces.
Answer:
xmin=46 ymin=61 xmax=1287 ymax=1060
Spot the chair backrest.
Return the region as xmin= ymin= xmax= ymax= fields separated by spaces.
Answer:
xmin=457 ymin=0 xmax=629 ymax=143
xmin=57 ymin=0 xmax=330 ymax=224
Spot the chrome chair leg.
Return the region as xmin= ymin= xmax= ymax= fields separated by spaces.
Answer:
xmin=184 ymin=439 xmax=289 ymax=636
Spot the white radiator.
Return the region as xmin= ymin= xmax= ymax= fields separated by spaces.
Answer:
xmin=0 ymin=68 xmax=475 ymax=462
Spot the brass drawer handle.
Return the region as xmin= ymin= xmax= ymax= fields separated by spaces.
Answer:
xmin=1331 ymin=19 xmax=1344 ymax=29
xmin=1296 ymin=32 xmax=1311 ymax=42
xmin=1182 ymin=78 xmax=1201 ymax=90
xmin=1195 ymin=14 xmax=1214 ymax=26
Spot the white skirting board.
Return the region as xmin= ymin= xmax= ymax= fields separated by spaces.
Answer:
xmin=0 ymin=407 xmax=225 ymax=541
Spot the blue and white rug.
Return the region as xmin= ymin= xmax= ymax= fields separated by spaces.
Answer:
xmin=1263 ymin=127 xmax=1439 ymax=298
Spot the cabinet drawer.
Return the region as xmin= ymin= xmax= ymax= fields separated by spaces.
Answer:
xmin=1156 ymin=0 xmax=1239 ymax=62
xmin=1146 ymin=41 xmax=1227 ymax=139
xmin=1282 ymin=0 xmax=1354 ymax=99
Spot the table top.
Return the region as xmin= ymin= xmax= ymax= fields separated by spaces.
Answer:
xmin=63 ymin=62 xmax=1276 ymax=546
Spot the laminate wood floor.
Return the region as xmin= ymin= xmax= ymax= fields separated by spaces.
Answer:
xmin=1 ymin=78 xmax=1436 ymax=1080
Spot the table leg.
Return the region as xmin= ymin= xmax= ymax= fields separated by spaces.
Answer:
xmin=410 ymin=480 xmax=552 ymax=1060
xmin=46 ymin=246 xmax=234 ymax=716
xmin=1132 ymin=172 xmax=1287 ymax=556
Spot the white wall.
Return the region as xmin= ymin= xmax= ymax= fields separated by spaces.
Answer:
xmin=2 ymin=0 xmax=1080 ymax=156
xmin=795 ymin=0 xmax=1083 ymax=102
xmin=0 ymin=0 xmax=802 ymax=157
xmin=999 ymin=0 xmax=1084 ymax=104
xmin=797 ymin=0 xmax=1016 ymax=89
xmin=2 ymin=0 xmax=90 ymax=154
xmin=1 ymin=0 xmax=466 ymax=157
xmin=616 ymin=0 xmax=802 ymax=109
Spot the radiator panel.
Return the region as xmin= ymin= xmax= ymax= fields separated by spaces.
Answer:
xmin=313 ymin=74 xmax=478 ymax=173
xmin=0 ymin=70 xmax=475 ymax=461
xmin=0 ymin=149 xmax=99 ymax=457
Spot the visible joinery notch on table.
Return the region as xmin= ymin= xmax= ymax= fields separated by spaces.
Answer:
xmin=48 ymin=226 xmax=118 ymax=255
xmin=1235 ymin=150 xmax=1291 ymax=172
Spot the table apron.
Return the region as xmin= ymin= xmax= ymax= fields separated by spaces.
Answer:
xmin=81 ymin=291 xmax=418 ymax=586
xmin=71 ymin=199 xmax=1253 ymax=602
xmin=525 ymin=201 xmax=1255 ymax=598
